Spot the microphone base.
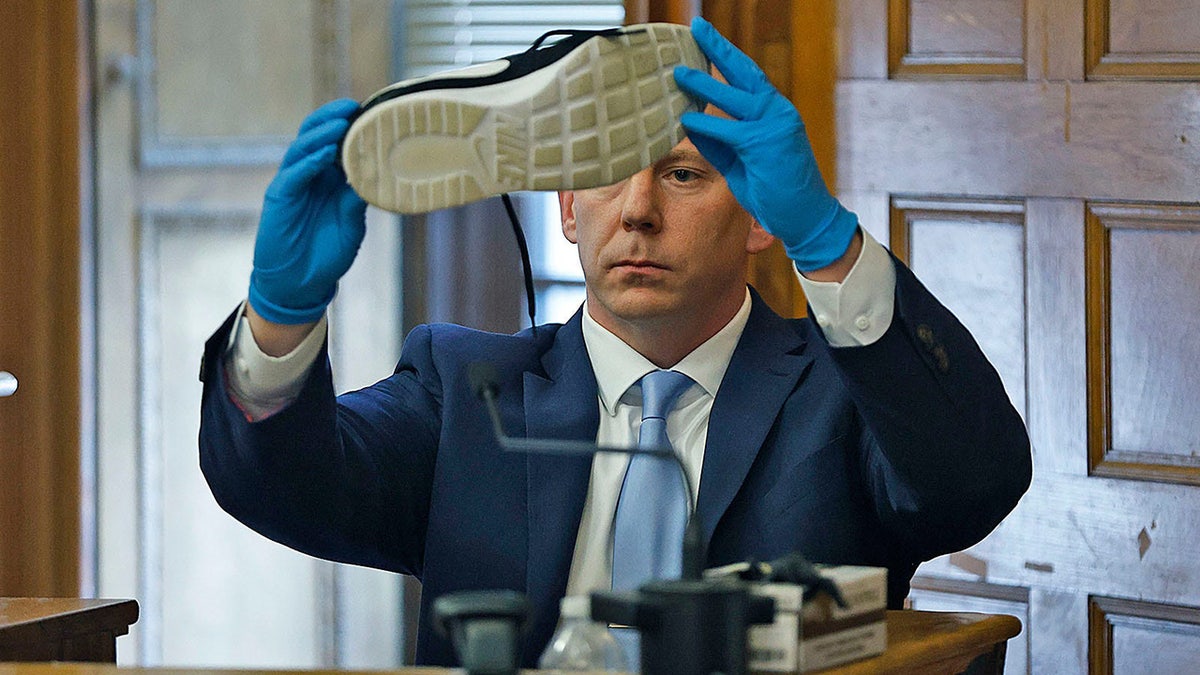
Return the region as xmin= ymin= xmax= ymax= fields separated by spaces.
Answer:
xmin=591 ymin=578 xmax=775 ymax=675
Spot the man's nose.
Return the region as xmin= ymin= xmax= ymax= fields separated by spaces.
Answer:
xmin=619 ymin=168 xmax=660 ymax=232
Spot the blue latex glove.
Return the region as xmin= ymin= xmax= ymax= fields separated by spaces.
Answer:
xmin=674 ymin=17 xmax=858 ymax=272
xmin=248 ymin=98 xmax=367 ymax=324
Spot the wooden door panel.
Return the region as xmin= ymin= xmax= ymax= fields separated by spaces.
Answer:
xmin=1106 ymin=0 xmax=1200 ymax=54
xmin=837 ymin=1 xmax=1200 ymax=672
xmin=1091 ymin=597 xmax=1200 ymax=672
xmin=891 ymin=0 xmax=1025 ymax=78
xmin=1086 ymin=204 xmax=1200 ymax=483
xmin=1088 ymin=0 xmax=1200 ymax=78
xmin=907 ymin=0 xmax=1025 ymax=56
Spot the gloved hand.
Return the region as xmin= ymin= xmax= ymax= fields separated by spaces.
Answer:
xmin=248 ymin=98 xmax=367 ymax=324
xmin=674 ymin=17 xmax=858 ymax=272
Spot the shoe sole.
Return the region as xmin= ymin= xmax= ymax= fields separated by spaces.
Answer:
xmin=341 ymin=23 xmax=708 ymax=214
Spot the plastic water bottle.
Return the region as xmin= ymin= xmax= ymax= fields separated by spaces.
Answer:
xmin=538 ymin=595 xmax=630 ymax=671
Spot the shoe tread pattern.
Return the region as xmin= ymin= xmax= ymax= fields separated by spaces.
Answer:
xmin=343 ymin=23 xmax=707 ymax=214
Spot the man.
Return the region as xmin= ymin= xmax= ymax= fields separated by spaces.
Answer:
xmin=199 ymin=18 xmax=1031 ymax=667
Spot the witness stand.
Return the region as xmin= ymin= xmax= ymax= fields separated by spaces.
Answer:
xmin=0 ymin=601 xmax=1016 ymax=674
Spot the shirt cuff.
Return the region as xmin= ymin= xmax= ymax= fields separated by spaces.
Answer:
xmin=796 ymin=229 xmax=896 ymax=348
xmin=223 ymin=301 xmax=328 ymax=421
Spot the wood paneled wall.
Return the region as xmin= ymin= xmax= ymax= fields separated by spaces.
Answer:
xmin=844 ymin=2 xmax=1200 ymax=670
xmin=0 ymin=0 xmax=84 ymax=596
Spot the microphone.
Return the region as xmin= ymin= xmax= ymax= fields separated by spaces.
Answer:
xmin=468 ymin=361 xmax=706 ymax=580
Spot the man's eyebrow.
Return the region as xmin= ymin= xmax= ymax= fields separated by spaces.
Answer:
xmin=653 ymin=148 xmax=705 ymax=166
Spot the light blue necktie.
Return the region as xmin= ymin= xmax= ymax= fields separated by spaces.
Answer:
xmin=611 ymin=369 xmax=695 ymax=592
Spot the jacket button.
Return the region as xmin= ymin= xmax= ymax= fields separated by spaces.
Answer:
xmin=932 ymin=345 xmax=950 ymax=373
xmin=916 ymin=324 xmax=934 ymax=348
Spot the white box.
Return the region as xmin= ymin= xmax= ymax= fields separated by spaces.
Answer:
xmin=798 ymin=618 xmax=887 ymax=672
xmin=747 ymin=566 xmax=888 ymax=673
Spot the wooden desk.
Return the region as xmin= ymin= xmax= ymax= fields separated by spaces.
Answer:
xmin=821 ymin=610 xmax=1020 ymax=674
xmin=0 ymin=599 xmax=139 ymax=663
xmin=0 ymin=609 xmax=1014 ymax=673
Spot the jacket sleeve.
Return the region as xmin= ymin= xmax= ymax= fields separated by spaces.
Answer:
xmin=820 ymin=256 xmax=1033 ymax=562
xmin=198 ymin=309 xmax=442 ymax=578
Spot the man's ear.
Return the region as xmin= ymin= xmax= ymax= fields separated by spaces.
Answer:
xmin=559 ymin=191 xmax=578 ymax=243
xmin=745 ymin=218 xmax=775 ymax=254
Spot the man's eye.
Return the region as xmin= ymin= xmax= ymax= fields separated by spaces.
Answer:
xmin=671 ymin=169 xmax=698 ymax=182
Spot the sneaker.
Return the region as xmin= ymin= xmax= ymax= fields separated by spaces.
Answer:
xmin=341 ymin=23 xmax=708 ymax=214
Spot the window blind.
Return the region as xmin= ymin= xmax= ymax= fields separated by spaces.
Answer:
xmin=402 ymin=0 xmax=626 ymax=77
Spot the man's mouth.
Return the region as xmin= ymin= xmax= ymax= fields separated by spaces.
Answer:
xmin=610 ymin=258 xmax=669 ymax=271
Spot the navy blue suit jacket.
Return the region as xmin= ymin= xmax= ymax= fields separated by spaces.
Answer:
xmin=199 ymin=260 xmax=1030 ymax=667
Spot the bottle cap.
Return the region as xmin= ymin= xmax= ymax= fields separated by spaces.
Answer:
xmin=559 ymin=595 xmax=590 ymax=619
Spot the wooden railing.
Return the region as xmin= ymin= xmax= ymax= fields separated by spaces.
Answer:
xmin=0 ymin=599 xmax=139 ymax=663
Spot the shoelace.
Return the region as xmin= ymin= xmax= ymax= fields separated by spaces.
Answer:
xmin=499 ymin=26 xmax=648 ymax=336
xmin=499 ymin=28 xmax=649 ymax=335
xmin=500 ymin=193 xmax=537 ymax=335
xmin=495 ymin=25 xmax=646 ymax=335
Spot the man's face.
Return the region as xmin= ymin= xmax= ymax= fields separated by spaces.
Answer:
xmin=559 ymin=139 xmax=774 ymax=336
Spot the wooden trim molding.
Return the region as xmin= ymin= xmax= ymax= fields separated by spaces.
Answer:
xmin=1085 ymin=203 xmax=1200 ymax=486
xmin=888 ymin=199 xmax=912 ymax=264
xmin=1089 ymin=595 xmax=1200 ymax=674
xmin=889 ymin=196 xmax=1026 ymax=266
xmin=0 ymin=0 xmax=83 ymax=595
xmin=1084 ymin=0 xmax=1200 ymax=80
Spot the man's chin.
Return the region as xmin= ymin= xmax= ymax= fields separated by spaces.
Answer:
xmin=592 ymin=289 xmax=681 ymax=324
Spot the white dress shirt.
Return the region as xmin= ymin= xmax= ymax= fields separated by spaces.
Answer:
xmin=222 ymin=229 xmax=898 ymax=590
xmin=564 ymin=288 xmax=752 ymax=596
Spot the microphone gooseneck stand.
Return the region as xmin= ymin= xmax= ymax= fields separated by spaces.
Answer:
xmin=469 ymin=362 xmax=776 ymax=675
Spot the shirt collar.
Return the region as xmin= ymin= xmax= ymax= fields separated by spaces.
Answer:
xmin=581 ymin=288 xmax=753 ymax=415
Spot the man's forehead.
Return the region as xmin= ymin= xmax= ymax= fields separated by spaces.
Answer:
xmin=654 ymin=139 xmax=711 ymax=168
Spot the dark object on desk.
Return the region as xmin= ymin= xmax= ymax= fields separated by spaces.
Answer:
xmin=591 ymin=577 xmax=776 ymax=675
xmin=708 ymin=551 xmax=848 ymax=607
xmin=432 ymin=590 xmax=530 ymax=675
xmin=0 ymin=597 xmax=139 ymax=662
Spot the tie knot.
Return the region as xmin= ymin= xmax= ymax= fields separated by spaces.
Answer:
xmin=639 ymin=369 xmax=694 ymax=421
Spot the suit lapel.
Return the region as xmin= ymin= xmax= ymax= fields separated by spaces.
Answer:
xmin=696 ymin=290 xmax=814 ymax=546
xmin=522 ymin=310 xmax=597 ymax=642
